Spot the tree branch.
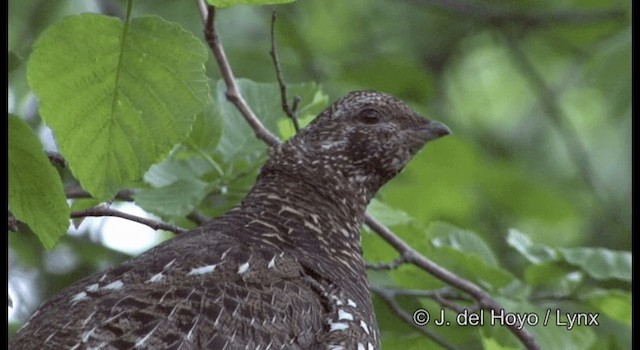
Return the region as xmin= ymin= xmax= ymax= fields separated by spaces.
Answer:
xmin=71 ymin=206 xmax=187 ymax=235
xmin=365 ymin=214 xmax=540 ymax=350
xmin=200 ymin=3 xmax=280 ymax=147
xmin=365 ymin=256 xmax=406 ymax=270
xmin=371 ymin=285 xmax=458 ymax=350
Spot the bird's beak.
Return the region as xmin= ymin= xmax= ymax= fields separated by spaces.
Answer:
xmin=415 ymin=120 xmax=451 ymax=143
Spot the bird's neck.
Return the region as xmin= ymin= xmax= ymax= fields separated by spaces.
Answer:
xmin=227 ymin=166 xmax=373 ymax=282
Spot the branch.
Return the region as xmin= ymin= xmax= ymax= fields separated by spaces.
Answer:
xmin=365 ymin=256 xmax=406 ymax=270
xmin=71 ymin=206 xmax=187 ymax=235
xmin=47 ymin=152 xmax=66 ymax=168
xmin=365 ymin=214 xmax=540 ymax=350
xmin=371 ymin=285 xmax=458 ymax=350
xmin=269 ymin=11 xmax=301 ymax=132
xmin=200 ymin=3 xmax=280 ymax=147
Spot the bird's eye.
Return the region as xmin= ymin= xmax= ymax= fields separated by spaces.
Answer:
xmin=357 ymin=108 xmax=381 ymax=125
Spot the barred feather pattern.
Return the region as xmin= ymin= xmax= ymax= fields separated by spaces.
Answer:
xmin=11 ymin=91 xmax=450 ymax=350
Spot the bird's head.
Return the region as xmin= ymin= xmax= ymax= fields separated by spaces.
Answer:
xmin=263 ymin=91 xmax=450 ymax=195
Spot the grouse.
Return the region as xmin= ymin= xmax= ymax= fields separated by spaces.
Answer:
xmin=11 ymin=91 xmax=450 ymax=350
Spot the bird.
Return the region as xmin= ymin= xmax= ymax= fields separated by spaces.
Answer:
xmin=10 ymin=91 xmax=450 ymax=350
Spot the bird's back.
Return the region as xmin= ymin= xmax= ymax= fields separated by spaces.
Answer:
xmin=11 ymin=215 xmax=330 ymax=349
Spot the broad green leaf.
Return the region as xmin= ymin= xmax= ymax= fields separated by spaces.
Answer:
xmin=560 ymin=247 xmax=631 ymax=282
xmin=135 ymin=178 xmax=210 ymax=219
xmin=184 ymin=99 xmax=223 ymax=154
xmin=9 ymin=115 xmax=70 ymax=249
xmin=207 ymin=0 xmax=296 ymax=8
xmin=427 ymin=245 xmax=515 ymax=289
xmin=524 ymin=262 xmax=583 ymax=296
xmin=367 ymin=199 xmax=413 ymax=227
xmin=506 ymin=228 xmax=558 ymax=264
xmin=144 ymin=156 xmax=215 ymax=188
xmin=28 ymin=14 xmax=209 ymax=199
xmin=430 ymin=222 xmax=499 ymax=266
xmin=583 ymin=290 xmax=631 ymax=326
xmin=425 ymin=223 xmax=514 ymax=289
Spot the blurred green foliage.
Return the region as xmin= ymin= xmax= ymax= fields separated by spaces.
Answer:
xmin=8 ymin=0 xmax=630 ymax=348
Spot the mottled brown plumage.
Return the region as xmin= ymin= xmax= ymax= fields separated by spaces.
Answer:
xmin=11 ymin=91 xmax=449 ymax=350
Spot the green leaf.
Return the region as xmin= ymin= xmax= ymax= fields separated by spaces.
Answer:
xmin=560 ymin=247 xmax=631 ymax=282
xmin=426 ymin=223 xmax=515 ymax=289
xmin=524 ymin=262 xmax=584 ymax=296
xmin=367 ymin=199 xmax=413 ymax=227
xmin=206 ymin=0 xmax=296 ymax=8
xmin=506 ymin=228 xmax=559 ymax=264
xmin=9 ymin=115 xmax=70 ymax=249
xmin=27 ymin=14 xmax=209 ymax=199
xmin=430 ymin=222 xmax=499 ymax=266
xmin=134 ymin=178 xmax=210 ymax=219
xmin=491 ymin=298 xmax=596 ymax=350
xmin=583 ymin=290 xmax=631 ymax=326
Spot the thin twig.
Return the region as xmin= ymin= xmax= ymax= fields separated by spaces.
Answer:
xmin=371 ymin=285 xmax=458 ymax=350
xmin=71 ymin=206 xmax=187 ymax=235
xmin=46 ymin=152 xmax=66 ymax=168
xmin=186 ymin=211 xmax=212 ymax=225
xmin=366 ymin=256 xmax=406 ymax=270
xmin=365 ymin=214 xmax=540 ymax=350
xmin=269 ymin=10 xmax=300 ymax=132
xmin=8 ymin=215 xmax=19 ymax=232
xmin=201 ymin=4 xmax=280 ymax=147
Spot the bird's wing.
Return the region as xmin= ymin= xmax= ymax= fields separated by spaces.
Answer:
xmin=11 ymin=232 xmax=327 ymax=350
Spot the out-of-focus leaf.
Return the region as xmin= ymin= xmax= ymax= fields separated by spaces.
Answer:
xmin=28 ymin=14 xmax=209 ymax=199
xmin=367 ymin=199 xmax=413 ymax=227
xmin=430 ymin=221 xmax=499 ymax=266
xmin=583 ymin=289 xmax=631 ymax=326
xmin=524 ymin=262 xmax=583 ymax=296
xmin=135 ymin=179 xmax=210 ymax=219
xmin=506 ymin=229 xmax=559 ymax=264
xmin=560 ymin=247 xmax=631 ymax=282
xmin=9 ymin=115 xmax=70 ymax=249
xmin=490 ymin=298 xmax=596 ymax=350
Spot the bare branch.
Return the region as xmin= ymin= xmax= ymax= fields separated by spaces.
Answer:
xmin=200 ymin=4 xmax=280 ymax=147
xmin=366 ymin=256 xmax=406 ymax=270
xmin=365 ymin=214 xmax=540 ymax=350
xmin=371 ymin=285 xmax=458 ymax=350
xmin=186 ymin=211 xmax=212 ymax=226
xmin=269 ymin=11 xmax=300 ymax=132
xmin=8 ymin=215 xmax=19 ymax=232
xmin=71 ymin=206 xmax=187 ymax=235
xmin=46 ymin=152 xmax=66 ymax=168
